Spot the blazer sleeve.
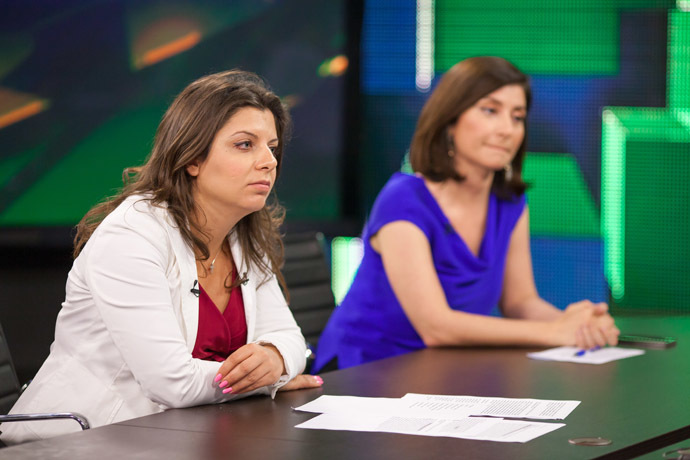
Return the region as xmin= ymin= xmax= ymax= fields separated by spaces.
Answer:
xmin=250 ymin=272 xmax=307 ymax=387
xmin=84 ymin=212 xmax=258 ymax=409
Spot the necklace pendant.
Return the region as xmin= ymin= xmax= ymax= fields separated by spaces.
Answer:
xmin=208 ymin=245 xmax=222 ymax=274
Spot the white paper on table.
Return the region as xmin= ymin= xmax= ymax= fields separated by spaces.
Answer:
xmin=527 ymin=346 xmax=644 ymax=364
xmin=295 ymin=394 xmax=579 ymax=421
xmin=296 ymin=413 xmax=564 ymax=443
xmin=466 ymin=419 xmax=565 ymax=443
xmin=294 ymin=395 xmax=406 ymax=415
xmin=401 ymin=393 xmax=580 ymax=420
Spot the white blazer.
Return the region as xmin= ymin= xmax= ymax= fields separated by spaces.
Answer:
xmin=1 ymin=196 xmax=306 ymax=444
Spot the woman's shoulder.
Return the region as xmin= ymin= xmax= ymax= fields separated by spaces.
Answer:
xmin=75 ymin=195 xmax=182 ymax=267
xmin=491 ymin=191 xmax=527 ymax=230
xmin=374 ymin=172 xmax=426 ymax=207
xmin=493 ymin=191 xmax=527 ymax=212
xmin=104 ymin=194 xmax=170 ymax=228
xmin=366 ymin=173 xmax=434 ymax=234
xmin=381 ymin=172 xmax=424 ymax=193
xmin=93 ymin=195 xmax=176 ymax=248
xmin=76 ymin=195 xmax=193 ymax=275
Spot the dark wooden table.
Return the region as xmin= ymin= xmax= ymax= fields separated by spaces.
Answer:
xmin=2 ymin=315 xmax=689 ymax=459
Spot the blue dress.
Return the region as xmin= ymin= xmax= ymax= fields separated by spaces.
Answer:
xmin=313 ymin=172 xmax=526 ymax=371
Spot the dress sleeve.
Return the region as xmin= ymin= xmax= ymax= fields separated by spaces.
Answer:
xmin=365 ymin=174 xmax=434 ymax=241
xmin=502 ymin=193 xmax=528 ymax=234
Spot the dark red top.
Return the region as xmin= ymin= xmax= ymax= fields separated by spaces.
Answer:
xmin=192 ymin=270 xmax=248 ymax=362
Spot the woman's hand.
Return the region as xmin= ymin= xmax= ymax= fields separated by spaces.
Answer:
xmin=586 ymin=307 xmax=620 ymax=347
xmin=551 ymin=301 xmax=620 ymax=349
xmin=277 ymin=374 xmax=324 ymax=392
xmin=214 ymin=343 xmax=286 ymax=395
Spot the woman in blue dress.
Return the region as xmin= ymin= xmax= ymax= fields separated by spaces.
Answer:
xmin=314 ymin=57 xmax=619 ymax=371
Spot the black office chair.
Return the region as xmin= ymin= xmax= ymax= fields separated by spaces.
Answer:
xmin=282 ymin=232 xmax=336 ymax=373
xmin=0 ymin=322 xmax=90 ymax=445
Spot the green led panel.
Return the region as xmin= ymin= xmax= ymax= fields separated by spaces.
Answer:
xmin=669 ymin=8 xmax=690 ymax=110
xmin=602 ymin=109 xmax=690 ymax=311
xmin=626 ymin=138 xmax=690 ymax=311
xmin=601 ymin=8 xmax=690 ymax=312
xmin=434 ymin=0 xmax=675 ymax=75
xmin=435 ymin=0 xmax=618 ymax=75
xmin=331 ymin=236 xmax=363 ymax=305
xmin=523 ymin=153 xmax=600 ymax=237
xmin=601 ymin=110 xmax=627 ymax=301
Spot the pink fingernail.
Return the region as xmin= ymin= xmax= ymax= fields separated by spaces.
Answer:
xmin=222 ymin=388 xmax=233 ymax=394
xmin=219 ymin=380 xmax=228 ymax=388
xmin=314 ymin=376 xmax=323 ymax=385
xmin=214 ymin=373 xmax=222 ymax=383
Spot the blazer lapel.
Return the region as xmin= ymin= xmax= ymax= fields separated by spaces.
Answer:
xmin=230 ymin=235 xmax=257 ymax=341
xmin=157 ymin=208 xmax=199 ymax=353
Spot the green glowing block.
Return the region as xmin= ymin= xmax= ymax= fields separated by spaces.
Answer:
xmin=523 ymin=153 xmax=600 ymax=237
xmin=331 ymin=236 xmax=363 ymax=305
xmin=669 ymin=9 xmax=690 ymax=110
xmin=435 ymin=0 xmax=617 ymax=75
xmin=434 ymin=0 xmax=675 ymax=75
xmin=601 ymin=8 xmax=690 ymax=312
xmin=601 ymin=108 xmax=690 ymax=312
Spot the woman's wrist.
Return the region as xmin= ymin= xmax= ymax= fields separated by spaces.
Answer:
xmin=259 ymin=343 xmax=287 ymax=377
xmin=517 ymin=318 xmax=560 ymax=347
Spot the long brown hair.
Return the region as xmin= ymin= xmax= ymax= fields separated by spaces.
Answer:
xmin=74 ymin=70 xmax=292 ymax=290
xmin=409 ymin=56 xmax=531 ymax=198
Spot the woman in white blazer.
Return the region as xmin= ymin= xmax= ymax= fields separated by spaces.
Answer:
xmin=1 ymin=70 xmax=320 ymax=444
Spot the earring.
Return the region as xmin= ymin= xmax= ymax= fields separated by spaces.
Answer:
xmin=447 ymin=133 xmax=455 ymax=158
xmin=504 ymin=164 xmax=513 ymax=181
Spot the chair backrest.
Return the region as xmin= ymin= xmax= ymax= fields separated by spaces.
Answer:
xmin=0 ymin=323 xmax=21 ymax=415
xmin=282 ymin=232 xmax=336 ymax=369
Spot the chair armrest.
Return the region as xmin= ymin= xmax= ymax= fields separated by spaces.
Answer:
xmin=0 ymin=412 xmax=90 ymax=430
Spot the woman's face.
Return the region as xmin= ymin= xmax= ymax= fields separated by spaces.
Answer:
xmin=448 ymin=84 xmax=527 ymax=175
xmin=187 ymin=106 xmax=279 ymax=220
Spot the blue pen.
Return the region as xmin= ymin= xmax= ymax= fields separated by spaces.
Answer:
xmin=574 ymin=345 xmax=601 ymax=357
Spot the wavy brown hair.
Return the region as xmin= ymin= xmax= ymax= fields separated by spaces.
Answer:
xmin=410 ymin=56 xmax=531 ymax=199
xmin=74 ymin=70 xmax=292 ymax=291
